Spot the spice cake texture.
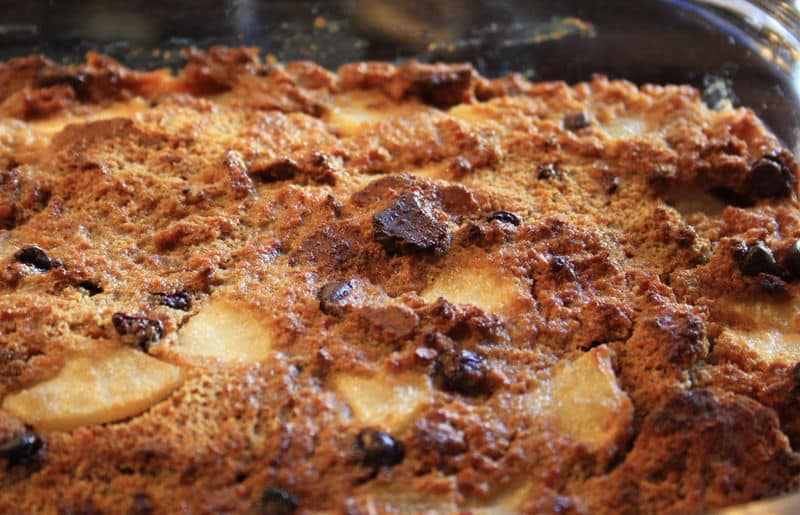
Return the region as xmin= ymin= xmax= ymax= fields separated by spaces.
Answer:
xmin=1 ymin=46 xmax=800 ymax=514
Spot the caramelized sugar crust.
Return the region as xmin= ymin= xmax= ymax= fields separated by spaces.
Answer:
xmin=1 ymin=47 xmax=800 ymax=513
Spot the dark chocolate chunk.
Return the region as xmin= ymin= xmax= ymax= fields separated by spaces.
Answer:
xmin=111 ymin=313 xmax=164 ymax=352
xmin=373 ymin=191 xmax=451 ymax=254
xmin=487 ymin=211 xmax=521 ymax=226
xmin=356 ymin=428 xmax=405 ymax=469
xmin=77 ymin=281 xmax=103 ymax=296
xmin=317 ymin=281 xmax=352 ymax=316
xmin=563 ymin=112 xmax=590 ymax=132
xmin=0 ymin=431 xmax=44 ymax=468
xmin=154 ymin=291 xmax=191 ymax=311
xmin=737 ymin=242 xmax=783 ymax=277
xmin=14 ymin=245 xmax=51 ymax=271
xmin=784 ymin=240 xmax=800 ymax=279
xmin=260 ymin=488 xmax=298 ymax=515
xmin=748 ymin=156 xmax=795 ymax=198
xmin=129 ymin=493 xmax=154 ymax=515
xmin=436 ymin=349 xmax=491 ymax=396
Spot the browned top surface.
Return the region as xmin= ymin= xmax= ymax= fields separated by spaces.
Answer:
xmin=1 ymin=47 xmax=800 ymax=514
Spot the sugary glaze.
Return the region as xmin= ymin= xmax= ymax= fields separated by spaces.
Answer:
xmin=1 ymin=46 xmax=800 ymax=514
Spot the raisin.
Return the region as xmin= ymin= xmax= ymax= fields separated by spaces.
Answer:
xmin=783 ymin=240 xmax=800 ymax=279
xmin=0 ymin=431 xmax=44 ymax=468
xmin=487 ymin=211 xmax=521 ymax=226
xmin=736 ymin=242 xmax=783 ymax=277
xmin=436 ymin=349 xmax=491 ymax=396
xmin=260 ymin=488 xmax=298 ymax=515
xmin=563 ymin=112 xmax=590 ymax=132
xmin=356 ymin=428 xmax=405 ymax=469
xmin=77 ymin=281 xmax=103 ymax=296
xmin=317 ymin=281 xmax=352 ymax=316
xmin=14 ymin=245 xmax=52 ymax=271
xmin=748 ymin=156 xmax=795 ymax=198
xmin=154 ymin=291 xmax=191 ymax=311
xmin=111 ymin=313 xmax=164 ymax=352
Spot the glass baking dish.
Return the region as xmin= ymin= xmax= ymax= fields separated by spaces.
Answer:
xmin=1 ymin=0 xmax=799 ymax=512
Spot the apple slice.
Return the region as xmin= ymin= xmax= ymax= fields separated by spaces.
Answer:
xmin=327 ymin=90 xmax=431 ymax=136
xmin=333 ymin=371 xmax=432 ymax=433
xmin=2 ymin=347 xmax=183 ymax=432
xmin=546 ymin=346 xmax=633 ymax=451
xmin=177 ymin=299 xmax=274 ymax=363
xmin=421 ymin=253 xmax=526 ymax=316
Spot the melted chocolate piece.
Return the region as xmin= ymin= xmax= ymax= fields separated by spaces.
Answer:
xmin=111 ymin=313 xmax=164 ymax=352
xmin=373 ymin=191 xmax=451 ymax=254
xmin=14 ymin=245 xmax=52 ymax=271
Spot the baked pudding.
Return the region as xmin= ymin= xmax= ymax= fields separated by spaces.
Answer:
xmin=0 ymin=47 xmax=799 ymax=514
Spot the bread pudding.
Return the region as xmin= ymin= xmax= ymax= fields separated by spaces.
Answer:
xmin=1 ymin=46 xmax=799 ymax=514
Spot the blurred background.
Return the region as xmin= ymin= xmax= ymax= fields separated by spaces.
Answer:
xmin=0 ymin=0 xmax=799 ymax=151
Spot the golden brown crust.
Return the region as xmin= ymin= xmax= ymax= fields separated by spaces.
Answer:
xmin=0 ymin=46 xmax=799 ymax=513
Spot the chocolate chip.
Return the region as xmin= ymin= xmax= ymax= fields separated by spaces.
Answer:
xmin=317 ymin=281 xmax=352 ymax=316
xmin=14 ymin=245 xmax=52 ymax=271
xmin=563 ymin=112 xmax=590 ymax=132
xmin=373 ymin=191 xmax=451 ymax=254
xmin=154 ymin=291 xmax=191 ymax=311
xmin=260 ymin=488 xmax=298 ymax=515
xmin=538 ymin=163 xmax=562 ymax=180
xmin=0 ymin=431 xmax=44 ymax=468
xmin=748 ymin=156 xmax=795 ymax=198
xmin=736 ymin=242 xmax=784 ymax=277
xmin=783 ymin=240 xmax=800 ymax=279
xmin=111 ymin=313 xmax=164 ymax=352
xmin=77 ymin=281 xmax=103 ymax=296
xmin=436 ymin=349 xmax=491 ymax=396
xmin=487 ymin=211 xmax=521 ymax=226
xmin=356 ymin=428 xmax=405 ymax=469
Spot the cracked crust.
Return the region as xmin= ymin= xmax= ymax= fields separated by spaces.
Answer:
xmin=1 ymin=47 xmax=800 ymax=513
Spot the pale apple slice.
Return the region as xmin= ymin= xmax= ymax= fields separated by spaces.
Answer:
xmin=421 ymin=253 xmax=526 ymax=316
xmin=326 ymin=90 xmax=432 ymax=136
xmin=602 ymin=116 xmax=648 ymax=138
xmin=546 ymin=345 xmax=633 ymax=451
xmin=177 ymin=299 xmax=274 ymax=363
xmin=333 ymin=371 xmax=432 ymax=433
xmin=717 ymin=297 xmax=800 ymax=365
xmin=2 ymin=347 xmax=183 ymax=432
xmin=718 ymin=329 xmax=800 ymax=365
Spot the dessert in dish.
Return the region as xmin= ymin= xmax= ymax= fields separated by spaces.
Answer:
xmin=1 ymin=46 xmax=800 ymax=513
